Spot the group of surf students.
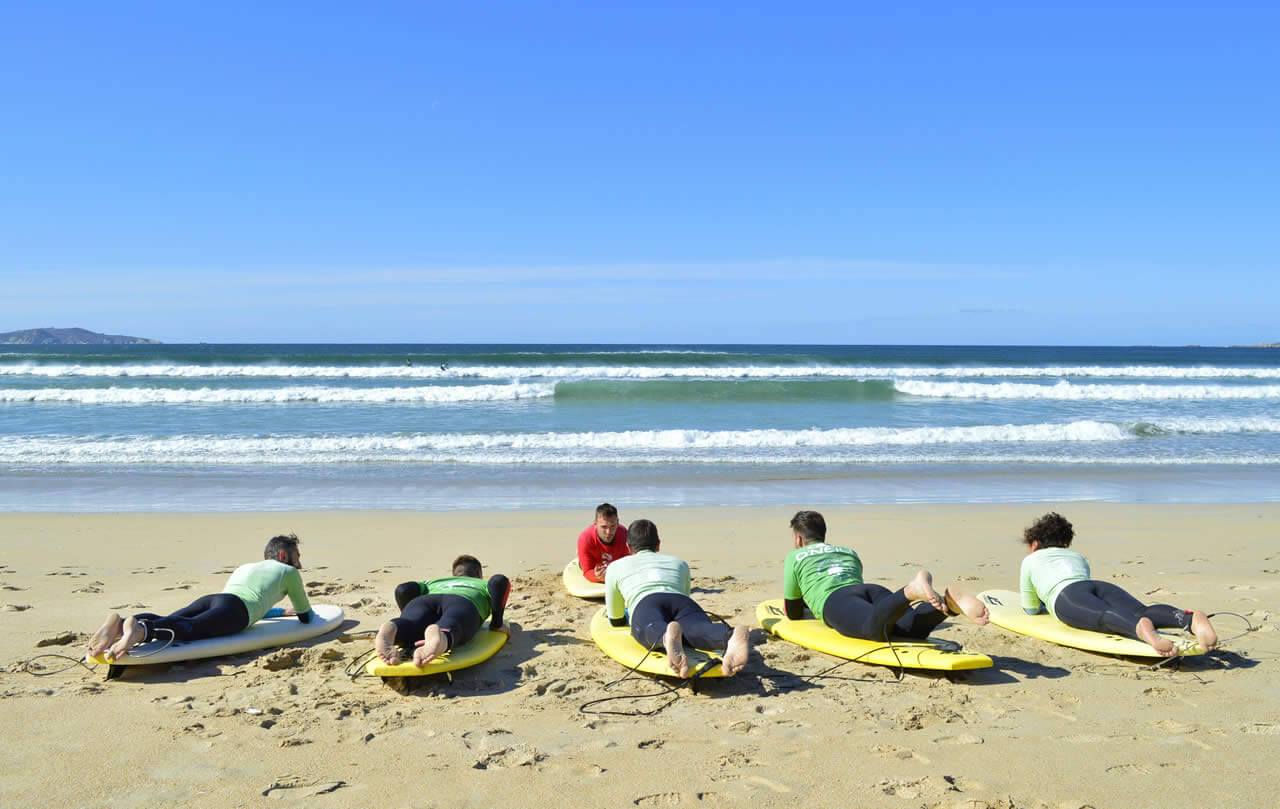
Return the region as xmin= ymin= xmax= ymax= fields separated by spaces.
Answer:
xmin=86 ymin=505 xmax=1220 ymax=674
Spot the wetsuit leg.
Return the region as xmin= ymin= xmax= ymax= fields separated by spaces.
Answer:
xmin=822 ymin=584 xmax=913 ymax=640
xmin=390 ymin=594 xmax=482 ymax=650
xmin=892 ymin=603 xmax=948 ymax=639
xmin=629 ymin=592 xmax=732 ymax=650
xmin=1049 ymin=581 xmax=1152 ymax=637
xmin=394 ymin=581 xmax=423 ymax=612
xmin=1059 ymin=580 xmax=1193 ymax=635
xmin=133 ymin=593 xmax=250 ymax=643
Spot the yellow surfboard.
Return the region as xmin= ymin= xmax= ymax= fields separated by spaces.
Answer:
xmin=756 ymin=599 xmax=992 ymax=671
xmin=589 ymin=608 xmax=727 ymax=678
xmin=364 ymin=627 xmax=508 ymax=677
xmin=979 ymin=590 xmax=1203 ymax=658
xmin=563 ymin=558 xmax=605 ymax=599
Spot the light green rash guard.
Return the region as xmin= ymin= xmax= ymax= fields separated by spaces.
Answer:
xmin=782 ymin=543 xmax=864 ymax=623
xmin=1019 ymin=548 xmax=1091 ymax=616
xmin=221 ymin=559 xmax=312 ymax=625
xmin=604 ymin=550 xmax=691 ymax=622
xmin=408 ymin=576 xmax=492 ymax=620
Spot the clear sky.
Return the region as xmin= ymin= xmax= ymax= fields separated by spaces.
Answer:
xmin=2 ymin=3 xmax=1276 ymax=344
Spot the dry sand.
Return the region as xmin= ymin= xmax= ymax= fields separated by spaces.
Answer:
xmin=2 ymin=504 xmax=1277 ymax=808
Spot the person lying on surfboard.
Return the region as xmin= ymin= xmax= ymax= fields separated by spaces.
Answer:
xmin=577 ymin=502 xmax=631 ymax=583
xmin=1018 ymin=512 xmax=1217 ymax=657
xmin=87 ymin=533 xmax=313 ymax=662
xmin=783 ymin=510 xmax=989 ymax=641
xmin=604 ymin=519 xmax=750 ymax=677
xmin=375 ymin=554 xmax=511 ymax=667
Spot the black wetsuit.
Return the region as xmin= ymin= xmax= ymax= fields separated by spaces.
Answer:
xmin=390 ymin=575 xmax=510 ymax=651
xmin=134 ymin=593 xmax=251 ymax=643
xmin=1053 ymin=580 xmax=1192 ymax=638
xmin=628 ymin=592 xmax=732 ymax=651
xmin=786 ymin=584 xmax=948 ymax=640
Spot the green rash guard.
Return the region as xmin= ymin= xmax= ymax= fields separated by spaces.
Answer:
xmin=604 ymin=550 xmax=691 ymax=623
xmin=1019 ymin=548 xmax=1090 ymax=616
xmin=221 ymin=560 xmax=312 ymax=625
xmin=783 ymin=543 xmax=864 ymax=623
xmin=407 ymin=576 xmax=493 ymax=621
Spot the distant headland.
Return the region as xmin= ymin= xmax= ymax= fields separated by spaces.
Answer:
xmin=0 ymin=327 xmax=161 ymax=345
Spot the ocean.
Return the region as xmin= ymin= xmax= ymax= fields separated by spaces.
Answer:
xmin=2 ymin=344 xmax=1278 ymax=511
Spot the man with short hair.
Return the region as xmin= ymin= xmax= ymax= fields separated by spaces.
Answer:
xmin=783 ymin=510 xmax=988 ymax=640
xmin=604 ymin=519 xmax=750 ymax=677
xmin=577 ymin=502 xmax=630 ymax=583
xmin=376 ymin=555 xmax=511 ymax=667
xmin=87 ymin=533 xmax=313 ymax=661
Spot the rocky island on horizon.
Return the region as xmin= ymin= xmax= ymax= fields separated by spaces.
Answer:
xmin=0 ymin=327 xmax=161 ymax=345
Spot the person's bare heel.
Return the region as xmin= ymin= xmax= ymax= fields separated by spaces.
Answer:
xmin=903 ymin=569 xmax=944 ymax=611
xmin=1190 ymin=610 xmax=1218 ymax=651
xmin=721 ymin=626 xmax=750 ymax=675
xmin=413 ymin=625 xmax=450 ymax=667
xmin=944 ymin=587 xmax=990 ymax=625
xmin=87 ymin=612 xmax=124 ymax=657
xmin=107 ymin=616 xmax=145 ymax=661
xmin=1136 ymin=617 xmax=1176 ymax=657
xmin=375 ymin=621 xmax=401 ymax=665
xmin=663 ymin=622 xmax=688 ymax=678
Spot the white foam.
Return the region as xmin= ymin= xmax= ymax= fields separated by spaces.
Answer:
xmin=4 ymin=362 xmax=1280 ymax=381
xmin=8 ymin=418 xmax=1279 ymax=466
xmin=0 ymin=383 xmax=555 ymax=405
xmin=896 ymin=380 xmax=1280 ymax=400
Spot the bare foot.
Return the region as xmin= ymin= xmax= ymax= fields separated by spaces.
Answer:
xmin=1190 ymin=611 xmax=1218 ymax=651
xmin=720 ymin=626 xmax=750 ymax=676
xmin=1136 ymin=617 xmax=1177 ymax=657
xmin=87 ymin=612 xmax=124 ymax=657
xmin=903 ymin=569 xmax=944 ymax=611
xmin=412 ymin=625 xmax=450 ymax=667
xmin=944 ymin=587 xmax=990 ymax=625
xmin=374 ymin=621 xmax=401 ymax=665
xmin=107 ymin=616 xmax=145 ymax=661
xmin=663 ymin=621 xmax=689 ymax=678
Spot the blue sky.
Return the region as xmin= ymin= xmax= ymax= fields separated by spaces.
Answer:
xmin=2 ymin=3 xmax=1276 ymax=344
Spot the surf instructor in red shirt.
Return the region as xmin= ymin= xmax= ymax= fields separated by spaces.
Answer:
xmin=577 ymin=503 xmax=630 ymax=583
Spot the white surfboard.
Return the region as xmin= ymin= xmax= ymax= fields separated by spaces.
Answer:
xmin=88 ymin=604 xmax=345 ymax=668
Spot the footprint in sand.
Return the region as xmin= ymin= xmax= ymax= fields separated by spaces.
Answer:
xmin=1106 ymin=764 xmax=1150 ymax=775
xmin=634 ymin=793 xmax=684 ymax=807
xmin=933 ymin=734 xmax=984 ymax=745
xmin=871 ymin=744 xmax=926 ymax=762
xmin=1152 ymin=719 xmax=1198 ymax=735
xmin=3 ymin=604 xmax=32 ymax=611
xmin=1241 ymin=723 xmax=1280 ymax=735
xmin=1230 ymin=584 xmax=1257 ymax=591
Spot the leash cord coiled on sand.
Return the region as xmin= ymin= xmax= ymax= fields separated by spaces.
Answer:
xmin=19 ymin=653 xmax=96 ymax=676
xmin=579 ymin=615 xmax=732 ymax=717
xmin=19 ymin=627 xmax=178 ymax=676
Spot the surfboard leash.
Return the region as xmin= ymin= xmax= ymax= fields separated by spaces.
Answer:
xmin=578 ymin=637 xmax=697 ymax=717
xmin=17 ymin=653 xmax=97 ymax=676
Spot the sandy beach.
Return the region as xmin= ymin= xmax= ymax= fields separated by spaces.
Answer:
xmin=2 ymin=504 xmax=1276 ymax=808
